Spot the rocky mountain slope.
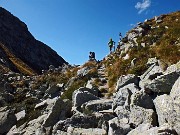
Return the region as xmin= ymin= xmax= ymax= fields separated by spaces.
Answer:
xmin=0 ymin=7 xmax=67 ymax=75
xmin=0 ymin=11 xmax=179 ymax=135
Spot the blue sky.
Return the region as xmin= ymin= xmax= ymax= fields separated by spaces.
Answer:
xmin=0 ymin=0 xmax=179 ymax=65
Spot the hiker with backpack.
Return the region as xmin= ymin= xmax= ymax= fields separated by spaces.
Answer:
xmin=108 ymin=38 xmax=115 ymax=53
xmin=89 ymin=51 xmax=96 ymax=61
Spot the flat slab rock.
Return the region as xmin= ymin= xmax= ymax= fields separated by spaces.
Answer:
xmin=82 ymin=99 xmax=113 ymax=113
xmin=67 ymin=127 xmax=107 ymax=135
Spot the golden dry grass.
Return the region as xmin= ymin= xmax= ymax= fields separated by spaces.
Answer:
xmin=0 ymin=43 xmax=36 ymax=75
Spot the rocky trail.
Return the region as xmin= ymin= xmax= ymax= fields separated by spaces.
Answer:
xmin=0 ymin=59 xmax=178 ymax=135
xmin=0 ymin=9 xmax=179 ymax=135
xmin=97 ymin=64 xmax=109 ymax=97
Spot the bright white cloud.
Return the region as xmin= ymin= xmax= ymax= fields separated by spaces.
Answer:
xmin=135 ymin=0 xmax=151 ymax=14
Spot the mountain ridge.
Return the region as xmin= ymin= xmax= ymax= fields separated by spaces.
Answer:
xmin=0 ymin=7 xmax=67 ymax=75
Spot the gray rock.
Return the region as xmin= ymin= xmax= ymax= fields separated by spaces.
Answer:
xmin=1 ymin=93 xmax=14 ymax=103
xmin=72 ymin=87 xmax=99 ymax=107
xmin=77 ymin=67 xmax=90 ymax=77
xmin=154 ymin=16 xmax=163 ymax=23
xmin=127 ymin=123 xmax=152 ymax=135
xmin=7 ymin=125 xmax=21 ymax=135
xmin=49 ymin=65 xmax=55 ymax=71
xmin=154 ymin=95 xmax=172 ymax=126
xmin=43 ymin=98 xmax=72 ymax=127
xmin=64 ymin=77 xmax=76 ymax=90
xmin=4 ymin=82 xmax=15 ymax=94
xmin=154 ymin=94 xmax=180 ymax=134
xmin=130 ymin=90 xmax=154 ymax=109
xmin=0 ymin=96 xmax=7 ymax=107
xmin=19 ymin=114 xmax=47 ymax=135
xmin=114 ymin=106 xmax=130 ymax=119
xmin=15 ymin=110 xmax=26 ymax=121
xmin=45 ymin=84 xmax=61 ymax=98
xmin=108 ymin=117 xmax=131 ymax=135
xmin=170 ymin=76 xmax=180 ymax=98
xmin=86 ymin=80 xmax=94 ymax=89
xmin=129 ymin=106 xmax=157 ymax=127
xmin=35 ymin=126 xmax=52 ymax=135
xmin=52 ymin=130 xmax=68 ymax=135
xmin=53 ymin=113 xmax=114 ymax=132
xmin=130 ymin=58 xmax=137 ymax=68
xmin=35 ymin=99 xmax=48 ymax=109
xmin=164 ymin=61 xmax=180 ymax=75
xmin=66 ymin=127 xmax=107 ymax=135
xmin=0 ymin=107 xmax=17 ymax=134
xmin=113 ymin=83 xmax=140 ymax=110
xmin=140 ymin=64 xmax=163 ymax=81
xmin=156 ymin=123 xmax=178 ymax=135
xmin=144 ymin=71 xmax=179 ymax=93
xmin=82 ymin=99 xmax=113 ymax=113
xmin=115 ymin=74 xmax=140 ymax=91
xmin=140 ymin=63 xmax=163 ymax=90
xmin=128 ymin=123 xmax=178 ymax=135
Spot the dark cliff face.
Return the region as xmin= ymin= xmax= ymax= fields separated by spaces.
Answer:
xmin=0 ymin=7 xmax=67 ymax=74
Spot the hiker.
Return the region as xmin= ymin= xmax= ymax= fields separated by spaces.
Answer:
xmin=89 ymin=51 xmax=96 ymax=61
xmin=117 ymin=41 xmax=121 ymax=51
xmin=92 ymin=52 xmax=95 ymax=59
xmin=89 ymin=52 xmax=93 ymax=60
xmin=119 ymin=32 xmax=122 ymax=40
xmin=108 ymin=38 xmax=115 ymax=53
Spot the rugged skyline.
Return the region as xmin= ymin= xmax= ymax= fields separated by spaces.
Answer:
xmin=0 ymin=0 xmax=179 ymax=64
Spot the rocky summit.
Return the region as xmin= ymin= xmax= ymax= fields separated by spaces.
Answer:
xmin=0 ymin=7 xmax=67 ymax=75
xmin=0 ymin=9 xmax=180 ymax=135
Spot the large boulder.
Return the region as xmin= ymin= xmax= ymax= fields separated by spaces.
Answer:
xmin=72 ymin=87 xmax=99 ymax=107
xmin=129 ymin=106 xmax=157 ymax=127
xmin=127 ymin=123 xmax=178 ymax=135
xmin=144 ymin=72 xmax=179 ymax=93
xmin=130 ymin=90 xmax=154 ymax=109
xmin=11 ymin=98 xmax=72 ymax=135
xmin=43 ymin=98 xmax=72 ymax=127
xmin=0 ymin=107 xmax=17 ymax=134
xmin=18 ymin=114 xmax=47 ymax=135
xmin=154 ymin=91 xmax=180 ymax=134
xmin=108 ymin=117 xmax=131 ymax=135
xmin=127 ymin=123 xmax=152 ymax=135
xmin=44 ymin=84 xmax=62 ymax=98
xmin=53 ymin=113 xmax=114 ymax=132
xmin=113 ymin=83 xmax=140 ymax=110
xmin=154 ymin=94 xmax=175 ymax=126
xmin=142 ymin=61 xmax=180 ymax=93
xmin=170 ymin=76 xmax=180 ymax=98
xmin=82 ymin=99 xmax=113 ymax=113
xmin=140 ymin=64 xmax=163 ymax=81
xmin=115 ymin=74 xmax=140 ymax=91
